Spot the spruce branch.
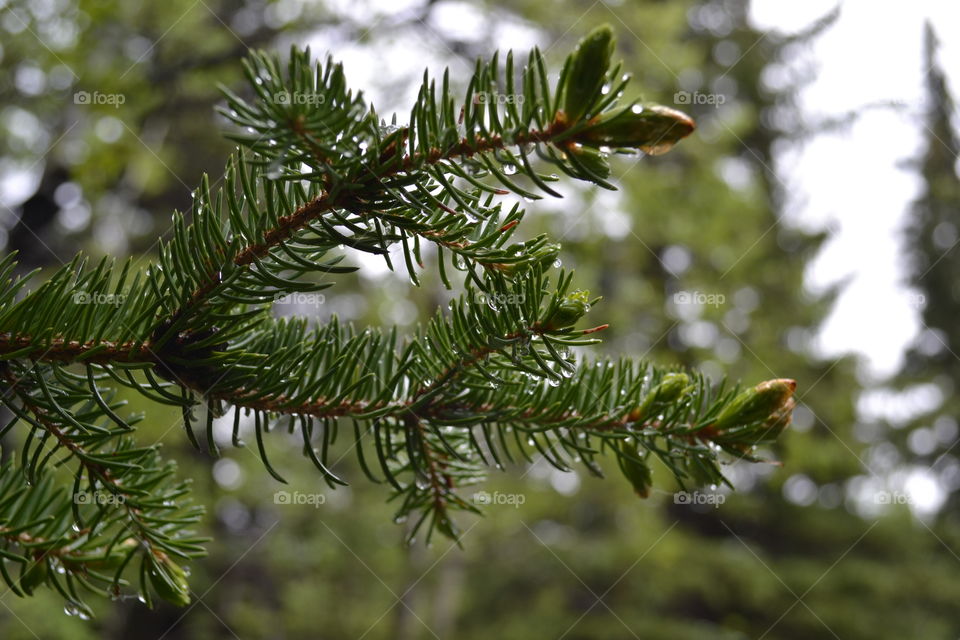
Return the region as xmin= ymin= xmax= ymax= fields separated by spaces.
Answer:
xmin=0 ymin=25 xmax=796 ymax=611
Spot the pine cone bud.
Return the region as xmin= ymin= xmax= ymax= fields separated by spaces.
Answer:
xmin=148 ymin=555 xmax=191 ymax=607
xmin=760 ymin=396 xmax=796 ymax=440
xmin=627 ymin=372 xmax=691 ymax=423
xmin=714 ymin=378 xmax=797 ymax=432
xmin=562 ymin=25 xmax=616 ymax=123
xmin=542 ymin=290 xmax=591 ymax=331
xmin=575 ymin=104 xmax=695 ymax=155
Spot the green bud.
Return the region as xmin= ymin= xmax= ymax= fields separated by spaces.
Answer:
xmin=19 ymin=557 xmax=49 ymax=595
xmin=148 ymin=556 xmax=191 ymax=608
xmin=627 ymin=372 xmax=691 ymax=423
xmin=542 ymin=289 xmax=591 ymax=331
xmin=563 ymin=25 xmax=616 ymax=123
xmin=575 ymin=104 xmax=695 ymax=155
xmin=567 ymin=144 xmax=610 ymax=179
xmin=713 ymin=379 xmax=797 ymax=432
xmin=759 ymin=396 xmax=796 ymax=441
xmin=617 ymin=441 xmax=653 ymax=498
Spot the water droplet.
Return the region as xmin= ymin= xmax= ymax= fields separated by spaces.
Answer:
xmin=63 ymin=603 xmax=90 ymax=620
xmin=503 ymin=164 xmax=518 ymax=175
xmin=394 ymin=515 xmax=408 ymax=524
xmin=553 ymin=259 xmax=562 ymax=268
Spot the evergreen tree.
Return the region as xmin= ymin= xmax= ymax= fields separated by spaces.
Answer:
xmin=896 ymin=22 xmax=960 ymax=512
xmin=0 ymin=26 xmax=796 ymax=614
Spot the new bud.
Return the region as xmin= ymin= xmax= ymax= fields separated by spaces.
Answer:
xmin=148 ymin=555 xmax=191 ymax=607
xmin=713 ymin=379 xmax=797 ymax=432
xmin=562 ymin=25 xmax=616 ymax=123
xmin=542 ymin=289 xmax=591 ymax=331
xmin=627 ymin=372 xmax=691 ymax=423
xmin=575 ymin=104 xmax=695 ymax=155
xmin=759 ymin=396 xmax=796 ymax=440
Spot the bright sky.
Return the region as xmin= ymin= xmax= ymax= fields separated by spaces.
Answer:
xmin=752 ymin=0 xmax=960 ymax=380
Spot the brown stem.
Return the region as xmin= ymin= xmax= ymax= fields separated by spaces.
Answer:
xmin=0 ymin=335 xmax=152 ymax=365
xmin=178 ymin=115 xmax=571 ymax=317
xmin=2 ymin=369 xmax=158 ymax=556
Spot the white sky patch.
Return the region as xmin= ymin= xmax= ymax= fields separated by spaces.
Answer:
xmin=857 ymin=382 xmax=945 ymax=425
xmin=753 ymin=1 xmax=960 ymax=379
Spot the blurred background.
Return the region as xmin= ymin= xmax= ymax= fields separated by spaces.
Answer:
xmin=2 ymin=0 xmax=960 ymax=637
